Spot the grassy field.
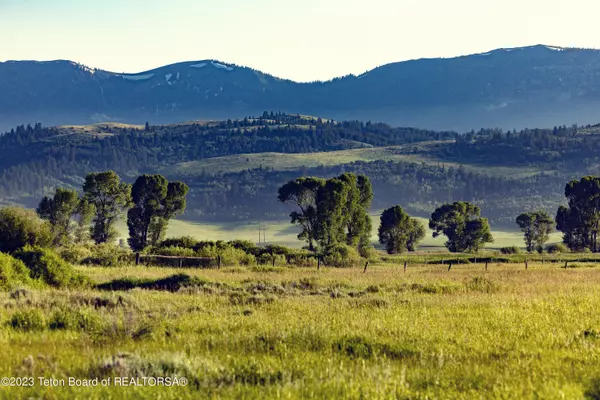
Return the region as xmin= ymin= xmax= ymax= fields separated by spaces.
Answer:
xmin=114 ymin=217 xmax=562 ymax=250
xmin=161 ymin=145 xmax=547 ymax=178
xmin=1 ymin=261 xmax=600 ymax=399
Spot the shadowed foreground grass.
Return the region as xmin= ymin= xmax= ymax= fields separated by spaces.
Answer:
xmin=1 ymin=263 xmax=600 ymax=399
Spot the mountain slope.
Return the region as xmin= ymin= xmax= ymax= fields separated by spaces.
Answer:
xmin=2 ymin=45 xmax=600 ymax=131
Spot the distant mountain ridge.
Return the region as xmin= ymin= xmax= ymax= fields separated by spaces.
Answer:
xmin=3 ymin=44 xmax=600 ymax=131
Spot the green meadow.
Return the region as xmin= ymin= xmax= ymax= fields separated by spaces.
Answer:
xmin=114 ymin=217 xmax=562 ymax=250
xmin=1 ymin=261 xmax=600 ymax=399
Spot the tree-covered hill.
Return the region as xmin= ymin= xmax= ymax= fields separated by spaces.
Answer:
xmin=0 ymin=113 xmax=597 ymax=228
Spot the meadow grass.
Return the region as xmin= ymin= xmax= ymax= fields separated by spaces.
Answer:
xmin=160 ymin=145 xmax=547 ymax=178
xmin=113 ymin=216 xmax=547 ymax=251
xmin=1 ymin=262 xmax=600 ymax=399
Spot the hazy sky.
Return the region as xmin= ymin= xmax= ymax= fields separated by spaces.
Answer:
xmin=1 ymin=0 xmax=598 ymax=82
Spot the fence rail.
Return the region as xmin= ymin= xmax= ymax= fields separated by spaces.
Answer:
xmin=135 ymin=253 xmax=221 ymax=268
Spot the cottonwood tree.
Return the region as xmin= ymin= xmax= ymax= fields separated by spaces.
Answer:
xmin=556 ymin=176 xmax=600 ymax=252
xmin=516 ymin=210 xmax=555 ymax=252
xmin=277 ymin=177 xmax=325 ymax=251
xmin=37 ymin=188 xmax=80 ymax=245
xmin=73 ymin=198 xmax=95 ymax=244
xmin=378 ymin=206 xmax=425 ymax=254
xmin=127 ymin=175 xmax=189 ymax=251
xmin=83 ymin=171 xmax=132 ymax=244
xmin=429 ymin=202 xmax=493 ymax=252
xmin=278 ymin=174 xmax=373 ymax=254
xmin=340 ymin=174 xmax=373 ymax=255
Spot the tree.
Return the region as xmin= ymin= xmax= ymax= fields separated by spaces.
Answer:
xmin=0 ymin=207 xmax=52 ymax=253
xmin=37 ymin=188 xmax=80 ymax=246
xmin=556 ymin=205 xmax=586 ymax=251
xmin=277 ymin=177 xmax=325 ymax=251
xmin=341 ymin=174 xmax=373 ymax=255
xmin=378 ymin=206 xmax=425 ymax=254
xmin=73 ymin=198 xmax=95 ymax=244
xmin=429 ymin=202 xmax=493 ymax=252
xmin=315 ymin=177 xmax=350 ymax=247
xmin=279 ymin=174 xmax=373 ymax=253
xmin=516 ymin=210 xmax=555 ymax=252
xmin=83 ymin=171 xmax=132 ymax=244
xmin=406 ymin=218 xmax=426 ymax=251
xmin=127 ymin=175 xmax=189 ymax=251
xmin=556 ymin=176 xmax=600 ymax=252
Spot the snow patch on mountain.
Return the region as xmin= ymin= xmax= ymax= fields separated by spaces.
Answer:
xmin=190 ymin=63 xmax=207 ymax=69
xmin=546 ymin=46 xmax=565 ymax=52
xmin=121 ymin=73 xmax=154 ymax=81
xmin=212 ymin=61 xmax=234 ymax=71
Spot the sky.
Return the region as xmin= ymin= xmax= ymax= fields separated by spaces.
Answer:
xmin=1 ymin=0 xmax=599 ymax=82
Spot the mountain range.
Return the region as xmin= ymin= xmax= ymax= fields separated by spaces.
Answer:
xmin=2 ymin=44 xmax=600 ymax=132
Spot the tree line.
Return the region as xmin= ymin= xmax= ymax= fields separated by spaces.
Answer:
xmin=279 ymin=173 xmax=600 ymax=254
xmin=35 ymin=171 xmax=188 ymax=251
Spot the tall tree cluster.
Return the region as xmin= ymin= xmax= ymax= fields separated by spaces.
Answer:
xmin=429 ymin=202 xmax=494 ymax=253
xmin=127 ymin=175 xmax=189 ymax=251
xmin=35 ymin=170 xmax=188 ymax=250
xmin=556 ymin=176 xmax=600 ymax=251
xmin=516 ymin=211 xmax=554 ymax=252
xmin=378 ymin=206 xmax=426 ymax=254
xmin=278 ymin=173 xmax=373 ymax=255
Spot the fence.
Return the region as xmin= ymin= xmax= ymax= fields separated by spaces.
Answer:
xmin=135 ymin=253 xmax=220 ymax=268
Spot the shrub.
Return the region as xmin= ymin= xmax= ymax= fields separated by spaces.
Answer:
xmin=58 ymin=245 xmax=93 ymax=264
xmin=82 ymin=243 xmax=133 ymax=266
xmin=546 ymin=243 xmax=568 ymax=254
xmin=0 ymin=252 xmax=34 ymax=290
xmin=229 ymin=240 xmax=261 ymax=256
xmin=14 ymin=246 xmax=89 ymax=288
xmin=0 ymin=207 xmax=52 ymax=253
xmin=499 ymin=246 xmax=520 ymax=254
xmin=196 ymin=244 xmax=249 ymax=266
xmin=10 ymin=310 xmax=46 ymax=331
xmin=322 ymin=244 xmax=363 ymax=268
xmin=49 ymin=309 xmax=102 ymax=331
xmin=240 ymin=253 xmax=257 ymax=266
xmin=286 ymin=250 xmax=318 ymax=268
xmin=358 ymin=245 xmax=379 ymax=261
xmin=151 ymin=246 xmax=196 ymax=257
xmin=157 ymin=236 xmax=198 ymax=250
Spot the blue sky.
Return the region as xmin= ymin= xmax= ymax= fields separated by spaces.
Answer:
xmin=0 ymin=0 xmax=598 ymax=82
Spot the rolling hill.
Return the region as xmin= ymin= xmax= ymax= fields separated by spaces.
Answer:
xmin=4 ymin=45 xmax=600 ymax=131
xmin=0 ymin=113 xmax=595 ymax=231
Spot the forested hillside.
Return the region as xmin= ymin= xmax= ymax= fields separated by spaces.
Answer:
xmin=0 ymin=113 xmax=596 ymax=228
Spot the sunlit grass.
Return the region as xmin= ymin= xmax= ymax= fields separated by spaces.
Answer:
xmin=1 ymin=263 xmax=600 ymax=398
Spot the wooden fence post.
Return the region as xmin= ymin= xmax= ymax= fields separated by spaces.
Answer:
xmin=272 ymin=252 xmax=276 ymax=267
xmin=317 ymin=256 xmax=321 ymax=270
xmin=135 ymin=253 xmax=140 ymax=266
xmin=363 ymin=261 xmax=369 ymax=273
xmin=525 ymin=259 xmax=528 ymax=270
xmin=217 ymin=255 xmax=221 ymax=269
xmin=564 ymin=260 xmax=568 ymax=269
xmin=179 ymin=258 xmax=183 ymax=268
xmin=485 ymin=261 xmax=488 ymax=271
xmin=404 ymin=261 xmax=407 ymax=273
xmin=448 ymin=262 xmax=452 ymax=271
